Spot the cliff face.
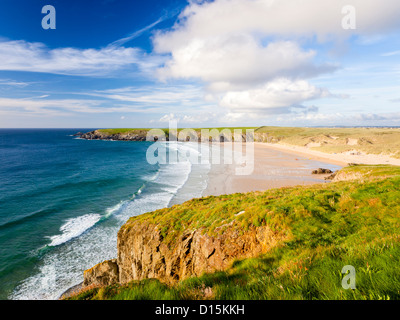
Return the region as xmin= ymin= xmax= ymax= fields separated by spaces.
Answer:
xmin=83 ymin=220 xmax=284 ymax=288
xmin=117 ymin=221 xmax=281 ymax=285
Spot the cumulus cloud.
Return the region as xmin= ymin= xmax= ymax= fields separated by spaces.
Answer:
xmin=152 ymin=0 xmax=400 ymax=118
xmin=157 ymin=37 xmax=335 ymax=91
xmin=155 ymin=0 xmax=400 ymax=45
xmin=219 ymin=79 xmax=330 ymax=112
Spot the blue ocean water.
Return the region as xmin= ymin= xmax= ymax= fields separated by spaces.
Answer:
xmin=0 ymin=129 xmax=208 ymax=300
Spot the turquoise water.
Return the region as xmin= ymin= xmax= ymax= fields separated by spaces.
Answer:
xmin=0 ymin=129 xmax=207 ymax=300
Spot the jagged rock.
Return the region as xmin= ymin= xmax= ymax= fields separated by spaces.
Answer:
xmin=82 ymin=220 xmax=285 ymax=288
xmin=83 ymin=259 xmax=119 ymax=287
xmin=312 ymin=168 xmax=333 ymax=174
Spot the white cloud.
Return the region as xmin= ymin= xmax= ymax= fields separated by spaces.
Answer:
xmin=157 ymin=37 xmax=335 ymax=91
xmin=91 ymin=84 xmax=204 ymax=105
xmin=0 ymin=40 xmax=153 ymax=76
xmin=152 ymin=0 xmax=400 ymax=119
xmin=276 ymin=110 xmax=400 ymax=125
xmin=0 ymin=97 xmax=150 ymax=116
xmin=381 ymin=50 xmax=400 ymax=57
xmin=219 ymin=79 xmax=330 ymax=112
xmin=0 ymin=79 xmax=30 ymax=87
xmin=158 ymin=113 xmax=177 ymax=123
xmin=155 ymin=0 xmax=400 ymax=46
xmin=152 ymin=112 xmax=216 ymax=124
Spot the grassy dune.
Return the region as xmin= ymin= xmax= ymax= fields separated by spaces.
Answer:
xmin=68 ymin=165 xmax=400 ymax=300
xmin=255 ymin=126 xmax=400 ymax=158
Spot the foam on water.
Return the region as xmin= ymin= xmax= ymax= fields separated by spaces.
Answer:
xmin=46 ymin=214 xmax=101 ymax=247
xmin=10 ymin=142 xmax=205 ymax=300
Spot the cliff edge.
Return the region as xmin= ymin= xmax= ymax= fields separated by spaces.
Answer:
xmin=66 ymin=165 xmax=400 ymax=300
xmin=83 ymin=219 xmax=286 ymax=288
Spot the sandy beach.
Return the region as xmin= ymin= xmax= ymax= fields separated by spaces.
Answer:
xmin=202 ymin=142 xmax=343 ymax=196
xmin=260 ymin=143 xmax=400 ymax=167
xmin=202 ymin=142 xmax=400 ymax=196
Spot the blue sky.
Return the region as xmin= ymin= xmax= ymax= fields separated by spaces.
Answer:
xmin=0 ymin=0 xmax=400 ymax=128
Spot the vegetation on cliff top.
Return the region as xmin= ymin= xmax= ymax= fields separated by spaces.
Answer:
xmin=68 ymin=165 xmax=400 ymax=300
xmin=95 ymin=126 xmax=400 ymax=158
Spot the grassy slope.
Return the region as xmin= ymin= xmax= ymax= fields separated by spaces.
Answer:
xmin=69 ymin=165 xmax=400 ymax=300
xmin=98 ymin=127 xmax=259 ymax=136
xmin=255 ymin=126 xmax=400 ymax=158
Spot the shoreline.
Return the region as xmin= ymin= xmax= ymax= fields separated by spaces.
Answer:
xmin=202 ymin=142 xmax=343 ymax=197
xmin=202 ymin=142 xmax=400 ymax=197
xmin=58 ymin=139 xmax=399 ymax=299
xmin=257 ymin=142 xmax=400 ymax=167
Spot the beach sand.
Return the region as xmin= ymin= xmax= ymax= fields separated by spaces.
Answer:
xmin=202 ymin=143 xmax=343 ymax=196
xmin=202 ymin=142 xmax=400 ymax=196
xmin=260 ymin=143 xmax=400 ymax=167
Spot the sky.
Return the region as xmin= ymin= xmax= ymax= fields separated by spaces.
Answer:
xmin=0 ymin=0 xmax=399 ymax=128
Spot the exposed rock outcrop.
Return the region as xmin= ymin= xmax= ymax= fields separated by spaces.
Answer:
xmin=79 ymin=130 xmax=149 ymax=141
xmin=83 ymin=259 xmax=119 ymax=287
xmin=82 ymin=220 xmax=285 ymax=289
xmin=312 ymin=168 xmax=333 ymax=174
xmin=117 ymin=221 xmax=282 ymax=285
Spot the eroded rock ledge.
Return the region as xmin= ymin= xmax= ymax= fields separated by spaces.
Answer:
xmin=82 ymin=220 xmax=284 ymax=289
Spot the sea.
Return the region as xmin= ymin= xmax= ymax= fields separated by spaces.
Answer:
xmin=0 ymin=129 xmax=210 ymax=300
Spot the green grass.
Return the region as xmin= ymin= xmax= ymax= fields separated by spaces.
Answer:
xmin=97 ymin=127 xmax=259 ymax=141
xmin=68 ymin=165 xmax=400 ymax=300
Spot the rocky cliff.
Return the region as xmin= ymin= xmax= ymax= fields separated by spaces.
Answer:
xmin=117 ymin=221 xmax=282 ymax=285
xmin=79 ymin=130 xmax=149 ymax=141
xmin=83 ymin=219 xmax=285 ymax=288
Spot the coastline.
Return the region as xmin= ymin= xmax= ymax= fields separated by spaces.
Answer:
xmin=59 ymin=141 xmax=342 ymax=299
xmin=58 ymin=139 xmax=400 ymax=299
xmin=202 ymin=142 xmax=343 ymax=197
xmin=258 ymin=142 xmax=400 ymax=167
xmin=202 ymin=141 xmax=400 ymax=196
